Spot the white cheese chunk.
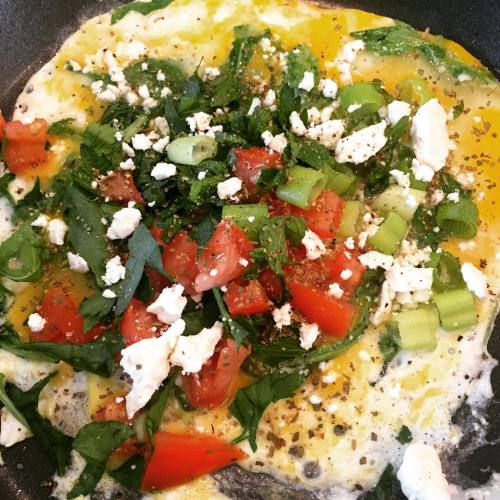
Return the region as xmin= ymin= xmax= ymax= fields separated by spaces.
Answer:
xmin=389 ymin=169 xmax=410 ymax=189
xmin=397 ymin=443 xmax=451 ymax=500
xmin=319 ymin=78 xmax=338 ymax=99
xmin=289 ymin=111 xmax=308 ymax=136
xmin=358 ymin=251 xmax=394 ymax=270
xmin=171 ymin=321 xmax=223 ymax=374
xmin=302 ymin=229 xmax=326 ymax=260
xmin=119 ymin=158 xmax=136 ymax=171
xmin=335 ymin=121 xmax=387 ymax=164
xmin=411 ymin=159 xmax=435 ymax=182
xmin=298 ymin=71 xmax=315 ymax=92
xmin=131 ymin=133 xmax=152 ymax=151
xmin=202 ymin=66 xmax=221 ymax=81
xmin=151 ymin=162 xmax=177 ymax=180
xmin=0 ymin=408 xmax=32 ymax=447
xmin=272 ymin=303 xmax=292 ymax=330
xmin=328 ymin=283 xmax=344 ymax=299
xmin=67 ymin=252 xmax=89 ymax=274
xmin=27 ymin=313 xmax=46 ymax=333
xmin=306 ymin=120 xmax=345 ymax=150
xmin=299 ymin=323 xmax=319 ymax=350
xmin=47 ymin=218 xmax=68 ymax=246
xmin=385 ymin=263 xmax=433 ymax=293
xmin=186 ymin=112 xmax=212 ymax=133
xmin=386 ymin=100 xmax=411 ymax=126
xmin=262 ymin=89 xmax=276 ymax=107
xmin=102 ymin=255 xmax=126 ymax=286
xmin=261 ymin=131 xmax=288 ymax=153
xmin=217 ymin=177 xmax=242 ymax=200
xmin=102 ymin=289 xmax=116 ymax=299
xmin=147 ymin=284 xmax=187 ymax=324
xmin=461 ymin=262 xmax=487 ymax=299
xmin=247 ymin=97 xmax=261 ymax=116
xmin=31 ymin=213 xmax=49 ymax=228
xmin=411 ymin=98 xmax=450 ymax=173
xmin=106 ymin=207 xmax=142 ymax=240
xmin=120 ymin=319 xmax=184 ymax=418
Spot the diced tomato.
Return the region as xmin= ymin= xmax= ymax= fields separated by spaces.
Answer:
xmin=232 ymin=147 xmax=282 ymax=192
xmin=322 ymin=249 xmax=365 ymax=294
xmin=141 ymin=432 xmax=246 ymax=491
xmin=264 ymin=193 xmax=291 ymax=217
xmin=194 ymin=221 xmax=253 ymax=293
xmin=4 ymin=119 xmax=49 ymax=173
xmin=288 ymin=280 xmax=356 ymax=338
xmin=162 ymin=230 xmax=199 ymax=295
xmin=120 ymin=298 xmax=162 ymax=347
xmin=94 ymin=398 xmax=128 ymax=423
xmin=225 ymin=280 xmax=271 ymax=317
xmin=0 ymin=113 xmax=6 ymax=140
xmin=290 ymin=190 xmax=344 ymax=239
xmin=150 ymin=225 xmax=165 ymax=248
xmin=144 ymin=267 xmax=168 ymax=299
xmin=183 ymin=338 xmax=250 ymax=409
xmin=99 ymin=171 xmax=145 ymax=205
xmin=32 ymin=288 xmax=105 ymax=344
xmin=258 ymin=268 xmax=283 ymax=302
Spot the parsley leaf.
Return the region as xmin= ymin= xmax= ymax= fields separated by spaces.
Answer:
xmin=48 ymin=119 xmax=83 ymax=137
xmin=80 ymin=122 xmax=120 ymax=172
xmin=0 ymin=373 xmax=31 ymax=431
xmin=111 ymin=0 xmax=174 ymax=24
xmin=285 ymin=45 xmax=320 ymax=92
xmin=288 ymin=134 xmax=334 ymax=169
xmin=453 ymin=99 xmax=465 ymax=119
xmin=230 ymin=370 xmax=307 ymax=451
xmin=108 ymin=455 xmax=145 ymax=490
xmin=378 ymin=326 xmax=400 ymax=375
xmin=396 ymin=425 xmax=413 ymax=444
xmin=360 ymin=464 xmax=405 ymax=500
xmin=68 ymin=421 xmax=134 ymax=498
xmin=251 ymin=337 xmax=306 ymax=368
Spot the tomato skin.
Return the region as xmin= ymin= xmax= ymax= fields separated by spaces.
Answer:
xmin=184 ymin=338 xmax=250 ymax=409
xmin=32 ymin=288 xmax=105 ymax=344
xmin=288 ymin=281 xmax=356 ymax=338
xmin=232 ymin=147 xmax=282 ymax=192
xmin=291 ymin=190 xmax=344 ymax=239
xmin=99 ymin=171 xmax=145 ymax=205
xmin=225 ymin=280 xmax=271 ymax=317
xmin=4 ymin=119 xmax=49 ymax=173
xmin=258 ymin=268 xmax=283 ymax=303
xmin=141 ymin=432 xmax=246 ymax=491
xmin=0 ymin=113 xmax=6 ymax=140
xmin=162 ymin=230 xmax=198 ymax=295
xmin=194 ymin=221 xmax=253 ymax=293
xmin=94 ymin=399 xmax=128 ymax=423
xmin=120 ymin=298 xmax=161 ymax=347
xmin=323 ymin=249 xmax=365 ymax=294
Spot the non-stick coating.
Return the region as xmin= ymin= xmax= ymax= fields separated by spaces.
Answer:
xmin=0 ymin=1 xmax=499 ymax=499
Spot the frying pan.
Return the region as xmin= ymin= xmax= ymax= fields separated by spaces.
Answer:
xmin=0 ymin=1 xmax=499 ymax=498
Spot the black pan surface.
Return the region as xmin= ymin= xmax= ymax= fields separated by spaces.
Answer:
xmin=0 ymin=1 xmax=499 ymax=499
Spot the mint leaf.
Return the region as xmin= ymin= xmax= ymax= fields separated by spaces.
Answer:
xmin=108 ymin=454 xmax=145 ymax=490
xmin=396 ymin=425 xmax=413 ymax=444
xmin=111 ymin=0 xmax=175 ymax=24
xmin=285 ymin=45 xmax=320 ymax=92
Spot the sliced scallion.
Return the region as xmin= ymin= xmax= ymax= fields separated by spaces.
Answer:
xmin=322 ymin=165 xmax=356 ymax=195
xmin=222 ymin=204 xmax=269 ymax=241
xmin=392 ymin=306 xmax=439 ymax=351
xmin=368 ymin=212 xmax=408 ymax=255
xmin=372 ymin=185 xmax=426 ymax=222
xmin=426 ymin=251 xmax=465 ymax=293
xmin=400 ymin=76 xmax=433 ymax=106
xmin=433 ymin=289 xmax=477 ymax=331
xmin=167 ymin=135 xmax=217 ymax=165
xmin=337 ymin=200 xmax=361 ymax=238
xmin=436 ymin=198 xmax=478 ymax=240
xmin=276 ymin=165 xmax=326 ymax=209
xmin=339 ymin=82 xmax=386 ymax=114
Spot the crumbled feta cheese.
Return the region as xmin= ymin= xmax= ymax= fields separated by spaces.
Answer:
xmin=289 ymin=111 xmax=308 ymax=136
xmin=461 ymin=262 xmax=487 ymax=299
xmin=370 ymin=280 xmax=395 ymax=326
xmin=457 ymin=73 xmax=472 ymax=83
xmin=319 ymin=78 xmax=338 ymax=98
xmin=122 ymin=142 xmax=135 ymax=157
xmin=385 ymin=100 xmax=411 ymax=126
xmin=131 ymin=133 xmax=152 ymax=151
xmin=247 ymin=97 xmax=261 ymax=116
xmin=147 ymin=284 xmax=187 ymax=324
xmin=411 ymin=158 xmax=435 ymax=182
xmin=397 ymin=444 xmax=451 ymax=500
xmin=335 ymin=121 xmax=387 ymax=164
xmin=302 ymin=230 xmax=326 ymax=260
xmin=430 ymin=189 xmax=445 ymax=206
xmin=210 ymin=269 xmax=218 ymax=277
xmin=67 ymin=252 xmax=89 ymax=274
xmin=344 ymin=237 xmax=356 ymax=250
xmin=385 ymin=263 xmax=433 ymax=293
xmin=0 ymin=408 xmax=32 ymax=447
xmin=102 ymin=255 xmax=126 ymax=286
xmin=152 ymin=136 xmax=170 ymax=153
xmin=118 ymin=158 xmax=135 ymax=171
xmin=340 ymin=269 xmax=353 ymax=281
xmin=336 ymin=40 xmax=365 ymax=83
xmin=456 ymin=172 xmax=475 ymax=188
xmin=217 ymin=177 xmax=242 ymax=200
xmin=307 ymin=107 xmax=321 ymax=125
xmin=31 ymin=214 xmax=49 ymax=228
xmin=197 ymin=171 xmax=207 ymax=180
xmin=298 ymin=71 xmax=315 ymax=92
xmin=261 ymin=131 xmax=288 ymax=153
xmin=106 ymin=207 xmax=142 ymax=240
xmin=263 ymin=89 xmax=276 ymax=107
xmin=309 ymin=394 xmax=322 ymax=405
xmin=328 ymin=283 xmax=344 ymax=298
xmin=272 ymin=303 xmax=292 ymax=329
xmin=347 ymin=103 xmax=362 ymax=113
xmin=68 ymin=59 xmax=81 ymax=72
xmin=239 ymin=258 xmax=249 ymax=267
xmin=447 ymin=191 xmax=460 ymax=202
xmin=153 ymin=116 xmax=170 ymax=137
xmin=411 ymin=98 xmax=450 ymax=173
xmin=202 ymin=66 xmax=221 ymax=82
xmin=137 ymin=84 xmax=150 ymax=99
xmin=121 ymin=319 xmax=184 ymax=418
xmin=299 ymin=323 xmax=319 ymax=350
xmin=171 ymin=322 xmax=223 ymax=374
xmin=151 ymin=162 xmax=177 ymax=180
xmin=186 ymin=112 xmax=212 ymax=133
xmin=102 ymin=289 xmax=117 ymax=299
xmin=358 ymin=251 xmax=394 ymax=270
xmin=27 ymin=312 xmax=46 ymax=333
xmin=389 ymin=169 xmax=410 ymax=189
xmin=306 ymin=120 xmax=345 ymax=150
xmin=259 ymin=37 xmax=276 ymax=53
xmin=47 ymin=218 xmax=68 ymax=246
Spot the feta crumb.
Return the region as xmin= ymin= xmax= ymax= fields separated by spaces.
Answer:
xmin=171 ymin=322 xmax=223 ymax=374
xmin=102 ymin=289 xmax=117 ymax=299
xmin=272 ymin=303 xmax=292 ymax=329
xmin=319 ymin=78 xmax=338 ymax=99
xmin=302 ymin=230 xmax=326 ymax=260
xmin=385 ymin=100 xmax=411 ymax=126
xmin=299 ymin=323 xmax=319 ymax=350
xmin=345 ymin=237 xmax=356 ymax=250
xmin=306 ymin=120 xmax=345 ymax=150
xmin=197 ymin=171 xmax=207 ymax=180
xmin=106 ymin=207 xmax=142 ymax=240
xmin=27 ymin=313 xmax=46 ymax=333
xmin=153 ymin=116 xmax=170 ymax=137
xmin=152 ymin=136 xmax=170 ymax=153
xmin=430 ymin=189 xmax=445 ymax=206
xmin=147 ymin=284 xmax=187 ymax=324
xmin=31 ymin=214 xmax=49 ymax=228
xmin=67 ymin=252 xmax=89 ymax=274
xmin=122 ymin=142 xmax=136 ymax=157
xmin=186 ymin=112 xmax=212 ymax=133
xmin=263 ymin=89 xmax=276 ymax=107
xmin=131 ymin=133 xmax=152 ymax=151
xmin=119 ymin=158 xmax=136 ymax=171
xmin=347 ymin=103 xmax=362 ymax=113
xmin=457 ymin=73 xmax=472 ymax=83
xmin=202 ymin=66 xmax=221 ymax=82
xmin=335 ymin=121 xmax=387 ymax=164
xmin=247 ymin=97 xmax=261 ymax=116
xmin=336 ymin=40 xmax=365 ymax=83
xmin=322 ymin=373 xmax=337 ymax=384
xmin=389 ymin=169 xmax=410 ymax=189
xmin=298 ymin=71 xmax=315 ymax=92
xmin=261 ymin=131 xmax=288 ymax=153
xmin=156 ymin=70 xmax=166 ymax=82
xmin=47 ymin=218 xmax=68 ymax=245
xmin=385 ymin=263 xmax=433 ymax=293
xmin=0 ymin=408 xmax=32 ymax=447
xmin=447 ymin=191 xmax=460 ymax=202
xmin=151 ymin=162 xmax=177 ymax=180
xmin=328 ymin=283 xmax=344 ymax=298
xmin=461 ymin=262 xmax=487 ymax=299
xmin=289 ymin=111 xmax=307 ymax=136
xmin=217 ymin=177 xmax=242 ymax=200
xmin=209 ymin=269 xmax=218 ymax=277
xmin=102 ymin=255 xmax=126 ymax=286
xmin=239 ymin=258 xmax=249 ymax=267
xmin=309 ymin=394 xmax=322 ymax=405
xmin=358 ymin=251 xmax=394 ymax=270
xmin=411 ymin=158 xmax=435 ymax=182
xmin=340 ymin=269 xmax=353 ymax=281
